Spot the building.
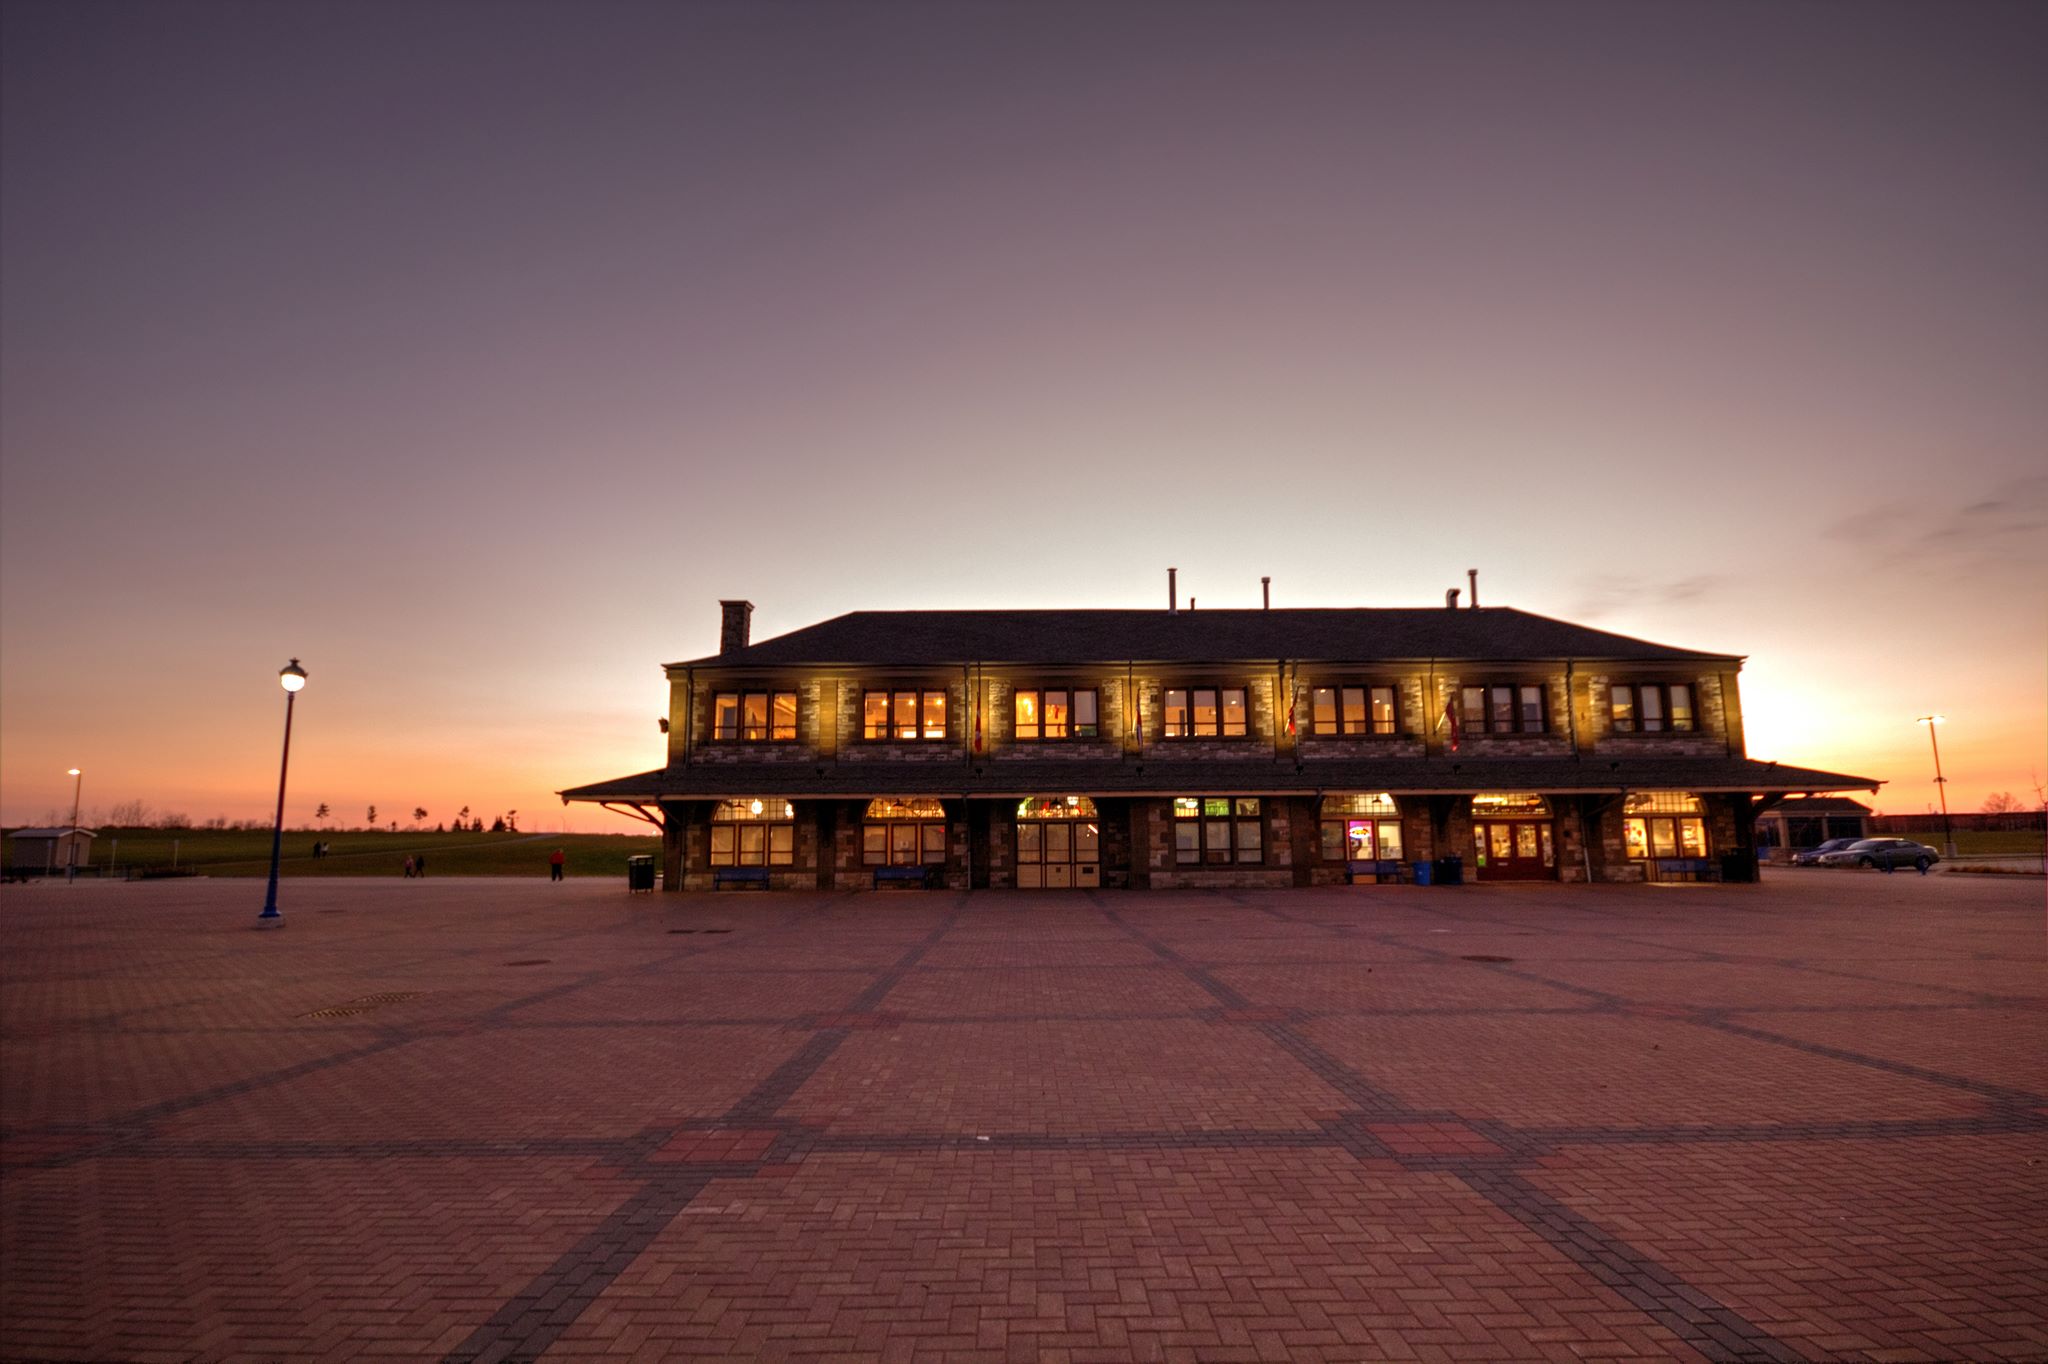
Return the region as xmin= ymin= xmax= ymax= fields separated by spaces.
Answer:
xmin=562 ymin=593 xmax=1880 ymax=891
xmin=5 ymin=827 xmax=95 ymax=876
xmin=1754 ymin=796 xmax=1874 ymax=858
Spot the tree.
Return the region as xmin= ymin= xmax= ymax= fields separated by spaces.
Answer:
xmin=107 ymin=799 xmax=152 ymax=827
xmin=457 ymin=805 xmax=471 ymax=829
xmin=1982 ymin=792 xmax=2023 ymax=814
xmin=366 ymin=805 xmax=377 ymax=828
xmin=490 ymin=815 xmax=506 ymax=833
xmin=412 ymin=806 xmax=428 ymax=826
xmin=315 ymin=803 xmax=331 ymax=824
xmin=506 ymin=809 xmax=519 ymax=833
xmin=158 ymin=811 xmax=192 ymax=830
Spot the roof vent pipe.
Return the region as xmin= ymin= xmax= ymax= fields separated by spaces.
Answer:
xmin=1467 ymin=568 xmax=1479 ymax=609
xmin=1261 ymin=576 xmax=1271 ymax=609
xmin=1189 ymin=597 xmax=1196 ymax=610
xmin=1168 ymin=567 xmax=1178 ymax=614
xmin=1446 ymin=588 xmax=1461 ymax=610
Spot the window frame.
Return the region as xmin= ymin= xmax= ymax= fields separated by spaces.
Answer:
xmin=862 ymin=688 xmax=950 ymax=741
xmin=1459 ymin=681 xmax=1550 ymax=735
xmin=1608 ymin=681 xmax=1697 ymax=734
xmin=1309 ymin=682 xmax=1400 ymax=737
xmin=1169 ymin=796 xmax=1265 ymax=865
xmin=1161 ymin=684 xmax=1251 ymax=739
xmin=708 ymin=798 xmax=797 ymax=867
xmin=1012 ymin=687 xmax=1100 ymax=742
xmin=711 ymin=690 xmax=800 ymax=743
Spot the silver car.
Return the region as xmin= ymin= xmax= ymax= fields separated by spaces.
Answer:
xmin=1816 ymin=838 xmax=1940 ymax=871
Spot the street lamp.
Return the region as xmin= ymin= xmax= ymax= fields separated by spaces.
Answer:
xmin=65 ymin=768 xmax=82 ymax=883
xmin=1916 ymin=715 xmax=1956 ymax=858
xmin=257 ymin=659 xmax=307 ymax=927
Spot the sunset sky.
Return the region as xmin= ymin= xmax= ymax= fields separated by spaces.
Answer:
xmin=3 ymin=0 xmax=2043 ymax=833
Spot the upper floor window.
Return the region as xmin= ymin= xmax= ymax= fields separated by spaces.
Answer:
xmin=863 ymin=689 xmax=947 ymax=740
xmin=1171 ymin=797 xmax=1263 ymax=864
xmin=1311 ymin=685 xmax=1398 ymax=736
xmin=713 ymin=691 xmax=798 ymax=742
xmin=1163 ymin=686 xmax=1248 ymax=739
xmin=1609 ymin=682 xmax=1695 ymax=733
xmin=1461 ymin=683 xmax=1547 ymax=735
xmin=1015 ymin=688 xmax=1098 ymax=740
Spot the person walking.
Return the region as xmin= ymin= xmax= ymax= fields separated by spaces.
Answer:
xmin=549 ymin=848 xmax=566 ymax=882
xmin=414 ymin=853 xmax=426 ymax=878
xmin=403 ymin=855 xmax=416 ymax=878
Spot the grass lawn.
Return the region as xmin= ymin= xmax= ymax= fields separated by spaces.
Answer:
xmin=1892 ymin=829 xmax=2046 ymax=856
xmin=4 ymin=829 xmax=660 ymax=879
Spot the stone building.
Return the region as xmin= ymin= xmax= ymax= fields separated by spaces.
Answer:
xmin=562 ymin=596 xmax=1878 ymax=891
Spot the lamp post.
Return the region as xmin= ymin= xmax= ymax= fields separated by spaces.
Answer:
xmin=257 ymin=659 xmax=306 ymax=926
xmin=1916 ymin=714 xmax=1955 ymax=858
xmin=65 ymin=768 xmax=82 ymax=882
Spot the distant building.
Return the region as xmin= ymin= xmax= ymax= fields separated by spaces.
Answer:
xmin=1755 ymin=797 xmax=1873 ymax=857
xmin=564 ymin=593 xmax=1879 ymax=891
xmin=6 ymin=827 xmax=95 ymax=875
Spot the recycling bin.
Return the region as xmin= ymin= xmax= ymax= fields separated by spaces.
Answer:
xmin=1411 ymin=860 xmax=1434 ymax=886
xmin=626 ymin=855 xmax=656 ymax=893
xmin=1434 ymin=855 xmax=1464 ymax=886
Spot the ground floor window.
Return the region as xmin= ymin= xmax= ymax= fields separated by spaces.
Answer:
xmin=1016 ymin=796 xmax=1100 ymax=886
xmin=1319 ymin=792 xmax=1403 ymax=861
xmin=862 ymin=797 xmax=948 ymax=866
xmin=1623 ymin=791 xmax=1708 ymax=859
xmin=1172 ymin=797 xmax=1262 ymax=864
xmin=710 ymin=798 xmax=795 ymax=866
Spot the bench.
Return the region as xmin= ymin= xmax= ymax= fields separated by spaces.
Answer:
xmin=1345 ymin=859 xmax=1407 ymax=884
xmin=873 ymin=865 xmax=936 ymax=890
xmin=712 ymin=867 xmax=771 ymax=891
xmin=1654 ymin=857 xmax=1717 ymax=883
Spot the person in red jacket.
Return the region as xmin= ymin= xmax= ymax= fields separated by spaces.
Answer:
xmin=549 ymin=848 xmax=566 ymax=882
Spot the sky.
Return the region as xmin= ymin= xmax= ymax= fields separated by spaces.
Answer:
xmin=3 ymin=0 xmax=2044 ymax=833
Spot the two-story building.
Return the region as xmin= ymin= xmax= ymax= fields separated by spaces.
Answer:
xmin=562 ymin=596 xmax=1879 ymax=892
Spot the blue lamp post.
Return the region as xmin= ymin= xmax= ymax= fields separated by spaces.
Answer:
xmin=257 ymin=659 xmax=306 ymax=927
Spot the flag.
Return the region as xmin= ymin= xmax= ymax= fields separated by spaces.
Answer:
xmin=974 ymin=693 xmax=984 ymax=754
xmin=1441 ymin=694 xmax=1461 ymax=753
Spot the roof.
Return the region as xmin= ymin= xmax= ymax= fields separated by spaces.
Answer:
xmin=1766 ymin=796 xmax=1874 ymax=815
xmin=562 ymin=757 xmax=1878 ymax=803
xmin=669 ymin=607 xmax=1741 ymax=669
xmin=8 ymin=827 xmax=95 ymax=839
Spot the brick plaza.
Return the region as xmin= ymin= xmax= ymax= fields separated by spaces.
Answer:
xmin=2 ymin=874 xmax=2044 ymax=1363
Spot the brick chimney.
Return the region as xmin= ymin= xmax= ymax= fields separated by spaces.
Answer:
xmin=719 ymin=600 xmax=754 ymax=654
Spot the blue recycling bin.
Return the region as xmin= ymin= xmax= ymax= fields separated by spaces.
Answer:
xmin=1412 ymin=860 xmax=1434 ymax=886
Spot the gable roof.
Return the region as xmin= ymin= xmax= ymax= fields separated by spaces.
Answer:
xmin=670 ymin=607 xmax=1739 ymax=669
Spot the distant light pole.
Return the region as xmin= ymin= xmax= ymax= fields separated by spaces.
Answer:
xmin=258 ymin=659 xmax=307 ymax=927
xmin=65 ymin=768 xmax=82 ymax=883
xmin=1916 ymin=714 xmax=1955 ymax=858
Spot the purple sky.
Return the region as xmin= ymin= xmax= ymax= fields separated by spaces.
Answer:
xmin=3 ymin=0 xmax=2043 ymax=831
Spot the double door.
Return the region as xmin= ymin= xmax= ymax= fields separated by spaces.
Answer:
xmin=1473 ymin=820 xmax=1556 ymax=880
xmin=1016 ymin=819 xmax=1100 ymax=889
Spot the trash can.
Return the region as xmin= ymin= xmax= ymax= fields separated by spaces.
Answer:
xmin=1411 ymin=860 xmax=1434 ymax=887
xmin=1434 ymin=855 xmax=1464 ymax=886
xmin=1720 ymin=851 xmax=1755 ymax=883
xmin=626 ymin=855 xmax=656 ymax=893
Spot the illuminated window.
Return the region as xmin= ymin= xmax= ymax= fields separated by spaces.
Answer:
xmin=1163 ymin=686 xmax=1249 ymax=739
xmin=1170 ymin=797 xmax=1263 ymax=864
xmin=713 ymin=691 xmax=798 ymax=742
xmin=1471 ymin=792 xmax=1552 ymax=815
xmin=861 ymin=798 xmax=948 ymax=866
xmin=1319 ymin=794 xmax=1402 ymax=863
xmin=1310 ymin=685 xmax=1398 ymax=736
xmin=863 ymin=690 xmax=948 ymax=741
xmin=1016 ymin=796 xmax=1099 ymax=819
xmin=709 ymin=798 xmax=796 ymax=866
xmin=1460 ymin=682 xmax=1547 ymax=734
xmin=1623 ymin=792 xmax=1707 ymax=860
xmin=1014 ymin=688 xmax=1098 ymax=741
xmin=1609 ymin=683 xmax=1696 ymax=733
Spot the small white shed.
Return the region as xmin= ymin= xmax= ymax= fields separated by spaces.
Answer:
xmin=7 ymin=827 xmax=96 ymax=875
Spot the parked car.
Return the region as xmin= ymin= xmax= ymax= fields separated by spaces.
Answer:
xmin=1790 ymin=837 xmax=1862 ymax=866
xmin=1816 ymin=838 xmax=1940 ymax=871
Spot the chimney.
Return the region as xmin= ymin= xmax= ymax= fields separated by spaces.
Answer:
xmin=1467 ymin=568 xmax=1479 ymax=609
xmin=1168 ymin=567 xmax=1178 ymax=615
xmin=1261 ymin=576 xmax=1271 ymax=609
xmin=719 ymin=599 xmax=754 ymax=654
xmin=1445 ymin=588 xmax=1461 ymax=610
xmin=1189 ymin=597 xmax=1196 ymax=610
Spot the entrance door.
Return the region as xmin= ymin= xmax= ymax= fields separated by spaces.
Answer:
xmin=1473 ymin=820 xmax=1556 ymax=880
xmin=1016 ymin=819 xmax=1100 ymax=888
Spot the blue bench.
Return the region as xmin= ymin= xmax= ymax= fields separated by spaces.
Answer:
xmin=1346 ymin=859 xmax=1407 ymax=884
xmin=712 ymin=867 xmax=771 ymax=891
xmin=1654 ymin=857 xmax=1717 ymax=883
xmin=873 ymin=865 xmax=936 ymax=890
